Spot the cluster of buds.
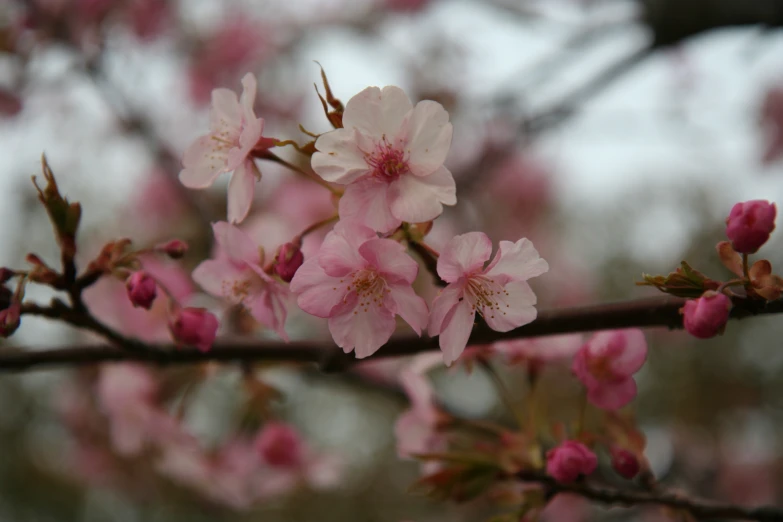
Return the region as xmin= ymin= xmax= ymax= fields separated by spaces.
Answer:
xmin=641 ymin=199 xmax=779 ymax=340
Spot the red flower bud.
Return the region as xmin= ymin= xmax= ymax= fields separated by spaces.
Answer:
xmin=125 ymin=271 xmax=157 ymax=310
xmin=168 ymin=307 xmax=218 ymax=352
xmin=157 ymin=239 xmax=188 ymax=259
xmin=682 ymin=291 xmax=731 ymax=339
xmin=274 ymin=243 xmax=304 ymax=283
xmin=610 ymin=447 xmax=640 ymax=479
xmin=0 ymin=303 xmax=21 ymax=338
xmin=545 ymin=440 xmax=597 ymax=483
xmin=726 ymin=200 xmax=776 ymax=254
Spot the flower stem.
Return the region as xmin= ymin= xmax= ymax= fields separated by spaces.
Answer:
xmin=256 ymin=151 xmax=340 ymax=195
xmin=296 ymin=214 xmax=339 ymax=244
xmin=742 ymin=253 xmax=751 ymax=282
xmin=577 ymin=390 xmax=588 ymax=437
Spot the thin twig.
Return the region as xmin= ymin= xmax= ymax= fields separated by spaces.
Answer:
xmin=517 ymin=470 xmax=783 ymax=521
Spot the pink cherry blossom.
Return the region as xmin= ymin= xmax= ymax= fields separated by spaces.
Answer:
xmin=546 ymin=440 xmax=597 ymax=483
xmin=192 ymin=222 xmax=289 ymax=340
xmin=290 ymin=223 xmax=428 ymax=358
xmin=428 ymin=232 xmax=549 ymax=366
xmin=571 ymin=329 xmax=647 ymax=411
xmin=311 ymin=86 xmax=456 ymax=232
xmin=180 ymin=73 xmax=276 ymax=224
xmin=611 ymin=447 xmax=640 ymax=479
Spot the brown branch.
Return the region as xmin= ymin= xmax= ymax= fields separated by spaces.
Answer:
xmin=3 ymin=295 xmax=782 ymax=373
xmin=517 ymin=470 xmax=783 ymax=521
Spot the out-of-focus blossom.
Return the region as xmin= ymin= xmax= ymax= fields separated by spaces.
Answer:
xmin=312 ymin=86 xmax=456 ymax=233
xmin=725 ymin=200 xmax=776 ymax=254
xmin=188 ymin=16 xmax=274 ymax=105
xmin=168 ymin=306 xmax=219 ymax=352
xmin=546 ymin=441 xmax=597 ymax=483
xmin=192 ymin=222 xmax=289 ymax=340
xmin=97 ymin=365 xmax=192 ymax=456
xmin=180 ymin=73 xmax=276 ymax=224
xmin=429 ymin=232 xmax=548 ymax=366
xmin=0 ymin=88 xmax=22 ymax=117
xmin=492 ymin=333 xmax=583 ymax=369
xmin=394 ymin=354 xmax=449 ymax=473
xmin=571 ymin=329 xmax=647 ymax=410
xmin=681 ymin=291 xmax=731 ymax=339
xmin=290 ymin=223 xmax=428 ymax=358
xmin=255 ymin=422 xmax=304 ymax=468
xmin=126 ymin=0 xmax=170 ymax=41
xmin=125 ymin=271 xmax=157 ymax=309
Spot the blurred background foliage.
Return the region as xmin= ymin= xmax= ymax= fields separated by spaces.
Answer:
xmin=0 ymin=0 xmax=783 ymax=520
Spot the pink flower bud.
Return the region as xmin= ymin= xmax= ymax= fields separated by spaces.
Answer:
xmin=168 ymin=307 xmax=219 ymax=352
xmin=255 ymin=422 xmax=303 ymax=468
xmin=610 ymin=447 xmax=640 ymax=479
xmin=726 ymin=200 xmax=777 ymax=254
xmin=125 ymin=271 xmax=157 ymax=310
xmin=156 ymin=239 xmax=188 ymax=259
xmin=682 ymin=291 xmax=731 ymax=339
xmin=0 ymin=303 xmax=21 ymax=338
xmin=274 ymin=242 xmax=304 ymax=282
xmin=546 ymin=441 xmax=597 ymax=483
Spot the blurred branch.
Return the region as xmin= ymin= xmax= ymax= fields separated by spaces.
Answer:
xmin=4 ymin=295 xmax=782 ymax=373
xmin=517 ymin=470 xmax=783 ymax=521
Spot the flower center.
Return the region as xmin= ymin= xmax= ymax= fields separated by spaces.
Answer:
xmin=367 ymin=138 xmax=408 ymax=181
xmin=464 ymin=274 xmax=509 ymax=321
xmin=344 ymin=268 xmax=390 ymax=313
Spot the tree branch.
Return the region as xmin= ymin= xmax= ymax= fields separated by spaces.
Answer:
xmin=517 ymin=470 xmax=783 ymax=521
xmin=3 ymin=295 xmax=782 ymax=373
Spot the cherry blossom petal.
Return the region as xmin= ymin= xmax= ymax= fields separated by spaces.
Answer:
xmin=192 ymin=258 xmax=249 ymax=304
xmin=482 ymin=281 xmax=538 ymax=332
xmin=290 ymin=259 xmax=346 ymax=318
xmin=210 ymin=88 xmax=241 ymax=137
xmin=359 ymin=239 xmax=418 ymax=284
xmin=227 ymin=160 xmax=258 ymax=224
xmin=329 ymin=305 xmax=396 ymax=358
xmin=486 ymin=238 xmax=550 ymax=284
xmin=399 ymin=368 xmax=434 ymax=413
xmin=338 ymin=179 xmax=401 ymax=233
xmin=245 ymin=291 xmax=288 ymax=341
xmin=387 ymin=283 xmax=428 ymax=336
xmin=342 ymin=86 xmax=413 ymax=139
xmin=212 ymin=221 xmax=261 ymax=265
xmin=439 ymin=299 xmax=476 ymax=366
xmin=437 ymin=232 xmax=493 ymax=283
xmin=179 ymin=135 xmax=228 ymax=188
xmin=312 ymin=129 xmax=372 ymax=184
xmin=604 ymin=330 xmax=647 ymax=376
xmin=388 ymin=165 xmax=456 ymax=224
xmin=586 ymin=378 xmax=637 ymax=411
xmin=404 ymin=100 xmax=453 ymax=176
xmin=318 ymin=224 xmax=372 ymax=277
xmin=428 ymin=284 xmax=463 ymax=335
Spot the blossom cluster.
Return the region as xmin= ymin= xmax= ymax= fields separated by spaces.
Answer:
xmin=178 ymin=75 xmax=550 ymax=364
